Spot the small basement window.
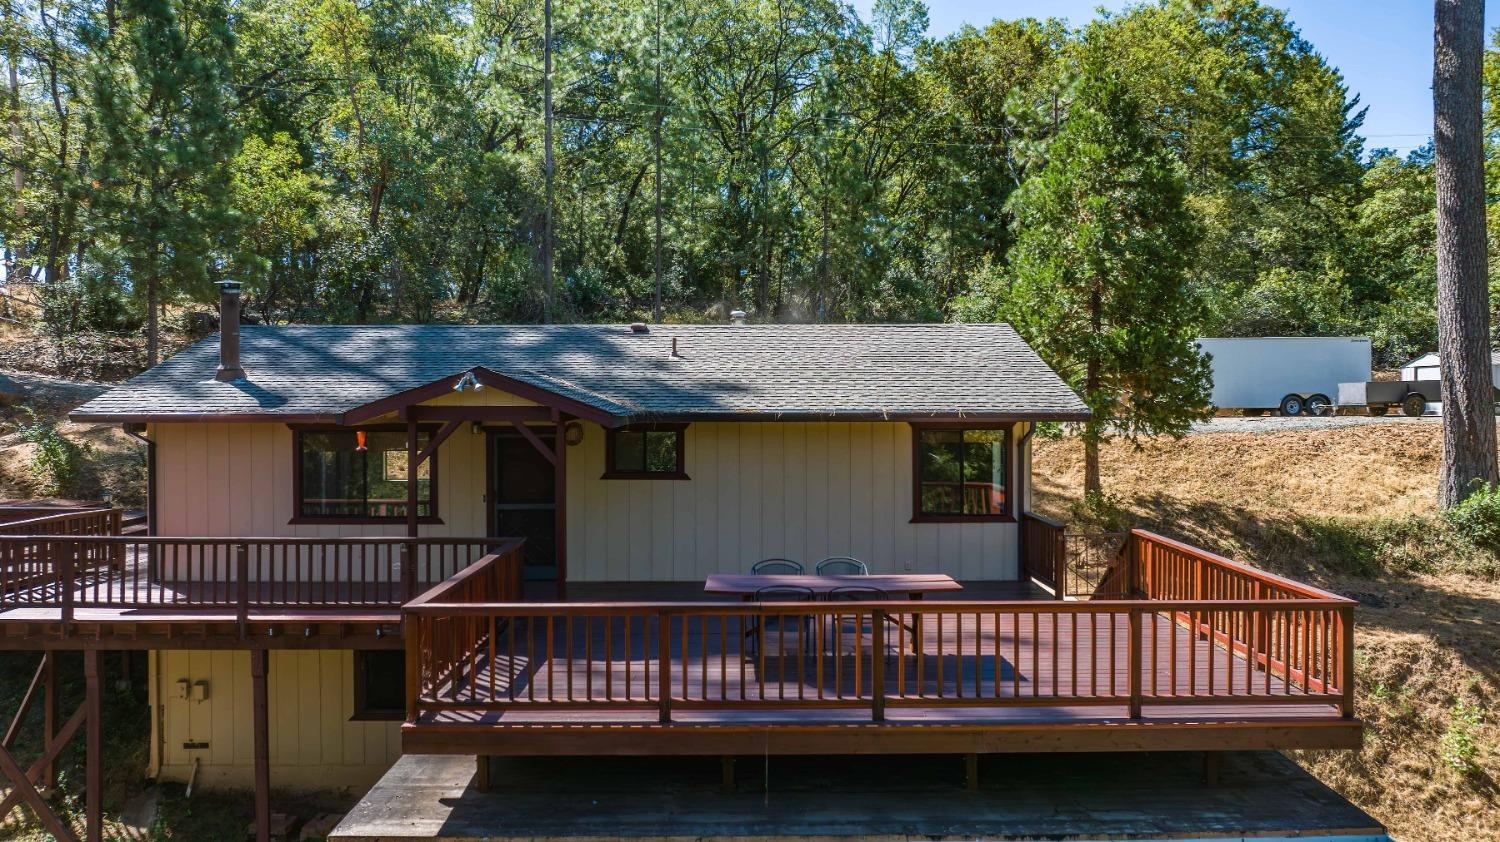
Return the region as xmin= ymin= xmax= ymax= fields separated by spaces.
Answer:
xmin=352 ymin=650 xmax=405 ymax=721
xmin=603 ymin=424 xmax=688 ymax=479
xmin=294 ymin=427 xmax=437 ymax=522
xmin=912 ymin=425 xmax=1010 ymax=521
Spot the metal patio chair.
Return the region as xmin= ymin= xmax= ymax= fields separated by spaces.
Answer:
xmin=815 ymin=556 xmax=868 ymax=576
xmin=750 ymin=558 xmax=804 ymax=575
xmin=746 ymin=584 xmax=816 ymax=657
xmin=828 ymin=585 xmax=909 ymax=656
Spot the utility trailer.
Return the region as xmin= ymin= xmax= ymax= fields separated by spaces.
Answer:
xmin=1339 ymin=377 xmax=1500 ymax=416
xmin=1197 ymin=337 xmax=1372 ymax=416
xmin=1338 ymin=380 xmax=1443 ymax=417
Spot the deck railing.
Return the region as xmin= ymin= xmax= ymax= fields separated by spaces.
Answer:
xmin=0 ymin=508 xmax=125 ymax=589
xmin=404 ymin=595 xmax=1354 ymax=724
xmin=0 ymin=536 xmax=512 ymax=629
xmin=1129 ymin=530 xmax=1355 ymax=704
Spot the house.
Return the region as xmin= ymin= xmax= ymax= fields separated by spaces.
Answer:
xmin=0 ymin=284 xmax=1360 ymax=842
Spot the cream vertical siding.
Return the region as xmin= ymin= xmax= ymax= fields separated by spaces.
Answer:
xmin=150 ymin=396 xmax=1026 ymax=579
xmin=565 ymin=421 xmax=1022 ymax=580
xmin=152 ymin=649 xmax=399 ymax=791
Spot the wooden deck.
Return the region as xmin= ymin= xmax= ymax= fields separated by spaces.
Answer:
xmin=406 ymin=588 xmax=1347 ymax=757
xmin=0 ymin=536 xmax=519 ymax=648
xmin=403 ymin=532 xmax=1361 ymax=757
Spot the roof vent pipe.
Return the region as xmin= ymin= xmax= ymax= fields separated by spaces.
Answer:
xmin=729 ymin=310 xmax=747 ymax=326
xmin=214 ymin=280 xmax=246 ymax=381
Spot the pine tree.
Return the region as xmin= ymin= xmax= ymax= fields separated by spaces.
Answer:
xmin=1001 ymin=64 xmax=1211 ymax=495
xmin=1433 ymin=0 xmax=1498 ymax=508
xmin=86 ymin=0 xmax=240 ymax=365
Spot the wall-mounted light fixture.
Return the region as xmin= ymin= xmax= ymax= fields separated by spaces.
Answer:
xmin=565 ymin=421 xmax=585 ymax=446
xmin=453 ymin=371 xmax=483 ymax=393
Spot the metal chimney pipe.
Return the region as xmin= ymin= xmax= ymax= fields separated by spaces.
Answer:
xmin=215 ymin=280 xmax=246 ymax=381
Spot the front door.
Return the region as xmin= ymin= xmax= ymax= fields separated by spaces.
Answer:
xmin=488 ymin=428 xmax=556 ymax=582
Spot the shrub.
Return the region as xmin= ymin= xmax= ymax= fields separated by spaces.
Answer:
xmin=1443 ymin=482 xmax=1500 ymax=555
xmin=1068 ymin=490 xmax=1132 ymax=532
xmin=1286 ymin=514 xmax=1437 ymax=577
xmin=1440 ymin=701 xmax=1484 ymax=775
xmin=16 ymin=411 xmax=91 ymax=497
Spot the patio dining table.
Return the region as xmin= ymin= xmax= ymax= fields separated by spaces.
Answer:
xmin=704 ymin=573 xmax=961 ymax=658
xmin=702 ymin=573 xmax=962 ymax=601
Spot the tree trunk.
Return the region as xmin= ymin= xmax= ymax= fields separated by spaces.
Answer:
xmin=1083 ymin=436 xmax=1100 ymax=497
xmin=651 ymin=0 xmax=663 ymax=322
xmin=147 ymin=273 xmax=159 ymax=367
xmin=1434 ymin=0 xmax=1498 ymax=508
xmin=6 ymin=10 xmax=25 ymax=267
xmin=542 ymin=0 xmax=555 ymax=323
xmin=1083 ymin=284 xmax=1103 ymax=495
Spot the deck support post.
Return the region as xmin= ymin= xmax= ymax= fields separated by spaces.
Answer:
xmin=236 ymin=544 xmax=250 ymax=639
xmin=720 ymin=756 xmax=736 ymax=792
xmin=404 ymin=417 xmax=420 ymax=605
xmin=1203 ymin=751 xmax=1221 ymax=786
xmin=964 ymin=753 xmax=979 ymax=792
xmin=553 ymin=412 xmax=568 ymax=601
xmin=42 ymin=651 xmax=56 ymax=793
xmin=84 ymin=649 xmax=101 ymax=842
xmin=475 ymin=756 xmax=491 ymax=793
xmin=657 ymin=612 xmax=672 ymax=723
xmin=1053 ymin=528 xmax=1066 ymax=600
xmin=251 ymin=649 xmax=271 ymax=842
xmin=871 ymin=609 xmax=886 ymax=721
xmin=1127 ymin=607 xmax=1143 ymax=720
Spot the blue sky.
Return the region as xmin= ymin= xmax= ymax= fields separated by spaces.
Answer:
xmin=849 ymin=1 xmax=1500 ymax=156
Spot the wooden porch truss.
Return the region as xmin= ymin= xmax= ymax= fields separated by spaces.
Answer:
xmin=0 ymin=651 xmax=98 ymax=842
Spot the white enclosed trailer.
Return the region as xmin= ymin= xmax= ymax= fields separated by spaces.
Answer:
xmin=1197 ymin=337 xmax=1372 ymax=416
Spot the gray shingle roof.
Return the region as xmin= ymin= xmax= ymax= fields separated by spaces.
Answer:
xmin=70 ymin=324 xmax=1089 ymax=424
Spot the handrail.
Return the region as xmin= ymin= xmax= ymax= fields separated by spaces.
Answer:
xmin=404 ymin=597 xmax=1355 ymax=615
xmin=1131 ymin=529 xmax=1354 ymax=603
xmin=406 ymin=538 xmax=527 ymax=607
xmin=0 ymin=508 xmax=122 ymax=536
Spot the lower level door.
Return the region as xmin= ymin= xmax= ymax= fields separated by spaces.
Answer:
xmin=489 ymin=429 xmax=557 ymax=582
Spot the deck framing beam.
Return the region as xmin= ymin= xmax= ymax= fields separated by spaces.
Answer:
xmin=84 ymin=649 xmax=101 ymax=842
xmin=403 ymin=719 xmax=1363 ymax=758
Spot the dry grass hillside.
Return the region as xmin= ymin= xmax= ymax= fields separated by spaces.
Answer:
xmin=1033 ymin=423 xmax=1499 ymax=842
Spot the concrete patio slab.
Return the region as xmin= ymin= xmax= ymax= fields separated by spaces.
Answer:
xmin=331 ymin=750 xmax=1387 ymax=841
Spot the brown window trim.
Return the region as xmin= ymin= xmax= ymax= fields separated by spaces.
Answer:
xmin=601 ymin=423 xmax=690 ymax=480
xmin=290 ymin=423 xmax=441 ymax=524
xmin=350 ymin=650 xmax=405 ymax=722
xmin=909 ymin=421 xmax=1016 ymax=524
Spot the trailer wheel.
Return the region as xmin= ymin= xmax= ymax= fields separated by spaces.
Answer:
xmin=1306 ymin=394 xmax=1333 ymax=417
xmin=1278 ymin=394 xmax=1305 ymax=416
xmin=1368 ymin=405 xmax=1389 ymax=417
xmin=1402 ymin=393 xmax=1427 ymax=417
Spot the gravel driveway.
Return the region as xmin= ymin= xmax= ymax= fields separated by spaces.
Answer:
xmin=1188 ymin=415 xmax=1441 ymax=434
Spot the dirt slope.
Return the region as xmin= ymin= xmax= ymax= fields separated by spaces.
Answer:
xmin=1033 ymin=425 xmax=1499 ymax=842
